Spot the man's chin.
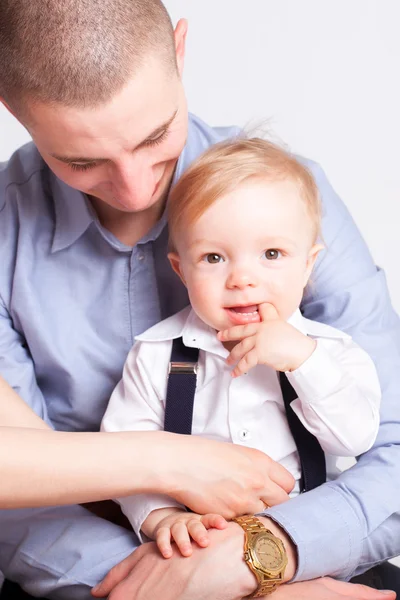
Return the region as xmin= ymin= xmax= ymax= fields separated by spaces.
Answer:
xmin=88 ymin=194 xmax=157 ymax=214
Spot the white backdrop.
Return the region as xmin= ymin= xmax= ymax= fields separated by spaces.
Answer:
xmin=1 ymin=0 xmax=399 ymax=310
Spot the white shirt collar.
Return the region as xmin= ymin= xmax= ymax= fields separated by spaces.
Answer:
xmin=135 ymin=306 xmax=349 ymax=354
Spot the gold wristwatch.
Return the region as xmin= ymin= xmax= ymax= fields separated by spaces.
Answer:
xmin=233 ymin=515 xmax=288 ymax=598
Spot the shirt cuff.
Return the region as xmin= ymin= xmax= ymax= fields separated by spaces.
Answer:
xmin=262 ymin=483 xmax=364 ymax=581
xmin=286 ymin=340 xmax=344 ymax=403
xmin=117 ymin=494 xmax=183 ymax=543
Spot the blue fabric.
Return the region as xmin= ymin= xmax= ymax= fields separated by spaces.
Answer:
xmin=1 ymin=113 xmax=400 ymax=597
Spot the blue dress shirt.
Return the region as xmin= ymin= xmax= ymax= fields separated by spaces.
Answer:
xmin=1 ymin=113 xmax=400 ymax=598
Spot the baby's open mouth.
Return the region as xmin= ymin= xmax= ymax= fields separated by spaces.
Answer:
xmin=225 ymin=305 xmax=260 ymax=324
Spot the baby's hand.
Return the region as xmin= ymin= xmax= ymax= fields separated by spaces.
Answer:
xmin=154 ymin=510 xmax=228 ymax=558
xmin=218 ymin=303 xmax=316 ymax=377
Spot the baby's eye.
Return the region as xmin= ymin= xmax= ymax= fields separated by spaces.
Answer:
xmin=263 ymin=249 xmax=281 ymax=260
xmin=203 ymin=253 xmax=224 ymax=264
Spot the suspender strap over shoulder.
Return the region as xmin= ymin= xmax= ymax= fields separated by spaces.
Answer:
xmin=164 ymin=337 xmax=199 ymax=435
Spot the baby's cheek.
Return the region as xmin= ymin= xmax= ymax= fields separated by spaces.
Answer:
xmin=272 ymin=275 xmax=304 ymax=319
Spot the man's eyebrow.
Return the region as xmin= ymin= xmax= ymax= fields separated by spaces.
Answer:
xmin=50 ymin=109 xmax=178 ymax=164
xmin=140 ymin=109 xmax=178 ymax=145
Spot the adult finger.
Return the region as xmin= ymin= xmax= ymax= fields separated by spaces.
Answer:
xmin=268 ymin=459 xmax=296 ymax=494
xmin=91 ymin=548 xmax=143 ymax=597
xmin=200 ymin=513 xmax=228 ymax=530
xmin=259 ymin=480 xmax=291 ymax=507
xmin=324 ymin=577 xmax=396 ymax=599
xmin=259 ymin=302 xmax=279 ymax=322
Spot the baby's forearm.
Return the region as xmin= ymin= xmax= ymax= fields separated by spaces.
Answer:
xmin=141 ymin=506 xmax=185 ymax=539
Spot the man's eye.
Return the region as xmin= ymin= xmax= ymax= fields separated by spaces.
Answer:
xmin=203 ymin=253 xmax=224 ymax=264
xmin=263 ymin=249 xmax=281 ymax=260
xmin=69 ymin=162 xmax=98 ymax=172
xmin=143 ymin=129 xmax=170 ymax=147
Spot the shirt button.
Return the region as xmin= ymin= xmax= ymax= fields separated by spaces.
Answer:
xmin=138 ymin=253 xmax=145 ymax=261
xmin=239 ymin=429 xmax=251 ymax=441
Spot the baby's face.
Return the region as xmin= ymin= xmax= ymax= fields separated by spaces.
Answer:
xmin=169 ymin=178 xmax=322 ymax=331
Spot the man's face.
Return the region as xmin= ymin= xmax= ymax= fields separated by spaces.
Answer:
xmin=170 ymin=178 xmax=321 ymax=332
xmin=23 ymin=54 xmax=188 ymax=215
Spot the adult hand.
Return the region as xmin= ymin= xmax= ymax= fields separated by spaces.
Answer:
xmin=92 ymin=520 xmax=297 ymax=600
xmin=92 ymin=522 xmax=257 ymax=600
xmin=218 ymin=302 xmax=316 ymax=376
xmin=163 ymin=433 xmax=294 ymax=517
xmin=273 ymin=578 xmax=395 ymax=600
xmin=92 ymin=541 xmax=396 ymax=600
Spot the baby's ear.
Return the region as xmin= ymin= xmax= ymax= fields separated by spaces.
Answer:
xmin=303 ymin=244 xmax=324 ymax=286
xmin=167 ymin=252 xmax=187 ymax=286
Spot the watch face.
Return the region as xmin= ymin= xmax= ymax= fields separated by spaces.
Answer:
xmin=253 ymin=533 xmax=286 ymax=572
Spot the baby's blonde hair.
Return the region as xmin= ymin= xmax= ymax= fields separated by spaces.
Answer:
xmin=168 ymin=137 xmax=321 ymax=250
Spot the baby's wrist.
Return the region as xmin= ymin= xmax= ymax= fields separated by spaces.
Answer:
xmin=141 ymin=507 xmax=183 ymax=539
xmin=287 ymin=336 xmax=317 ymax=372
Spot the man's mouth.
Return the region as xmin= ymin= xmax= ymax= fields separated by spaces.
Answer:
xmin=225 ymin=305 xmax=261 ymax=325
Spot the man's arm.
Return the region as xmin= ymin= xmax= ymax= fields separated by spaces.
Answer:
xmin=264 ymin=160 xmax=400 ymax=581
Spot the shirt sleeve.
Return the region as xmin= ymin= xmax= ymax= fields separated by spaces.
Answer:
xmin=286 ymin=337 xmax=381 ymax=456
xmin=101 ymin=339 xmax=183 ymax=540
xmin=264 ymin=160 xmax=400 ymax=582
xmin=0 ymin=298 xmax=52 ymax=426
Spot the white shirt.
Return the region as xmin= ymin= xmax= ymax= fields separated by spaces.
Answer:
xmin=102 ymin=306 xmax=381 ymax=539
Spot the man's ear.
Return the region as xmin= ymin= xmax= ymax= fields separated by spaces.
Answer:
xmin=303 ymin=243 xmax=324 ymax=287
xmin=174 ymin=18 xmax=188 ymax=77
xmin=168 ymin=252 xmax=187 ymax=286
xmin=1 ymin=98 xmax=17 ymax=119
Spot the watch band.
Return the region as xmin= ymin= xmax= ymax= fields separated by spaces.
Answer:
xmin=234 ymin=515 xmax=284 ymax=598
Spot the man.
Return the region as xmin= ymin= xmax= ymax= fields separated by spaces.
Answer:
xmin=0 ymin=1 xmax=399 ymax=599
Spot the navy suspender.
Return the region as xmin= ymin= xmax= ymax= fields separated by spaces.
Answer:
xmin=278 ymin=372 xmax=326 ymax=492
xmin=164 ymin=337 xmax=326 ymax=492
xmin=164 ymin=337 xmax=198 ymax=436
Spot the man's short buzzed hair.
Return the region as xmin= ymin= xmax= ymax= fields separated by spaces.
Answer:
xmin=0 ymin=0 xmax=176 ymax=110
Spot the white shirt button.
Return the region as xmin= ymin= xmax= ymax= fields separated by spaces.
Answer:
xmin=138 ymin=253 xmax=145 ymax=261
xmin=239 ymin=429 xmax=251 ymax=441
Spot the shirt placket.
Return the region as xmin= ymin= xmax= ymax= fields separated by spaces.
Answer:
xmin=228 ymin=375 xmax=254 ymax=445
xmin=128 ymin=243 xmax=162 ymax=339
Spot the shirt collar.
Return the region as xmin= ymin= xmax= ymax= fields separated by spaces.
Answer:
xmin=49 ymin=131 xmax=191 ymax=253
xmin=135 ymin=306 xmax=229 ymax=358
xmin=50 ymin=174 xmax=95 ymax=253
xmin=289 ymin=308 xmax=350 ymax=339
xmin=136 ymin=306 xmax=349 ymax=346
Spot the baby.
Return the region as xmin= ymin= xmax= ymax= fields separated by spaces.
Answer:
xmin=102 ymin=137 xmax=381 ymax=559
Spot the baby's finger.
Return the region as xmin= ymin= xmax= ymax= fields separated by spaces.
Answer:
xmin=187 ymin=518 xmax=210 ymax=548
xmin=232 ymin=348 xmax=258 ymax=378
xmin=259 ymin=303 xmax=279 ymax=322
xmin=218 ymin=323 xmax=259 ymax=342
xmin=170 ymin=521 xmax=193 ymax=557
xmin=156 ymin=527 xmax=173 ymax=559
xmin=200 ymin=513 xmax=228 ymax=530
xmin=226 ymin=336 xmax=255 ymax=365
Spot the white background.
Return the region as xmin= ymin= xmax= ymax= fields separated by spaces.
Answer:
xmin=0 ymin=0 xmax=399 ymax=576
xmin=1 ymin=0 xmax=399 ymax=313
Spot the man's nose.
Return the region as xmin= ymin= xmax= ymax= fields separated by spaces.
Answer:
xmin=226 ymin=266 xmax=259 ymax=289
xmin=113 ymin=155 xmax=155 ymax=201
